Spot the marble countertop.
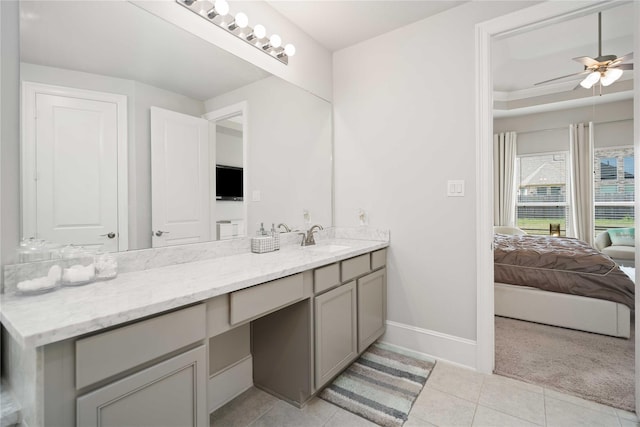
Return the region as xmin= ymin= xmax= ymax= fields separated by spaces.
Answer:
xmin=0 ymin=238 xmax=388 ymax=348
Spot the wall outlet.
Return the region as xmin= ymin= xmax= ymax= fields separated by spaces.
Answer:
xmin=252 ymin=190 xmax=261 ymax=202
xmin=358 ymin=208 xmax=368 ymax=226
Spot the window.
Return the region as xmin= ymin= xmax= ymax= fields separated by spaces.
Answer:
xmin=600 ymin=157 xmax=617 ymax=180
xmin=594 ymin=147 xmax=634 ymax=236
xmin=516 ymin=153 xmax=570 ymax=235
xmin=623 ymin=156 xmax=634 ymax=179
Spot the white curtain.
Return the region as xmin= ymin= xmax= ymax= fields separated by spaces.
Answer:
xmin=568 ymin=122 xmax=594 ymax=245
xmin=493 ymin=132 xmax=517 ymax=226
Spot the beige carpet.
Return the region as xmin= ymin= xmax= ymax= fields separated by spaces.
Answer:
xmin=494 ymin=316 xmax=635 ymax=411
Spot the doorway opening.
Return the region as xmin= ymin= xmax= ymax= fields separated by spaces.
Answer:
xmin=476 ymin=0 xmax=639 ymax=412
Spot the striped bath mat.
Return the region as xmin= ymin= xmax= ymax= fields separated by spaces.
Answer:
xmin=319 ymin=342 xmax=435 ymax=427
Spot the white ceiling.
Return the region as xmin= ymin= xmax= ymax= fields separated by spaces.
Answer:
xmin=267 ymin=0 xmax=634 ymax=115
xmin=267 ymin=0 xmax=467 ymax=52
xmin=19 ymin=0 xmax=468 ymax=102
xmin=21 ymin=1 xmax=634 ymax=114
xmin=20 ymin=1 xmax=270 ymax=101
xmin=492 ymin=2 xmax=635 ymax=116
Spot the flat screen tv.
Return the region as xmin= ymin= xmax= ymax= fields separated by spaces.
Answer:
xmin=216 ymin=165 xmax=243 ymax=201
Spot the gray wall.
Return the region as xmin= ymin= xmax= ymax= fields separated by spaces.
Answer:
xmin=216 ymin=127 xmax=243 ymax=167
xmin=1 ymin=1 xmax=20 ymax=266
xmin=333 ymin=1 xmax=534 ymax=363
xmin=206 ymin=76 xmax=333 ymax=235
xmin=495 ymin=99 xmax=634 ymax=155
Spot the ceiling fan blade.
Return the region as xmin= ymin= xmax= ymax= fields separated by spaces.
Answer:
xmin=610 ymin=52 xmax=633 ymax=67
xmin=611 ymin=63 xmax=633 ymax=70
xmin=573 ymin=56 xmax=599 ymax=67
xmin=534 ymin=70 xmax=591 ymax=86
xmin=617 ymin=52 xmax=633 ymax=62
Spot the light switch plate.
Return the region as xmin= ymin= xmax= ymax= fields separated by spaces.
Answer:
xmin=447 ymin=180 xmax=464 ymax=197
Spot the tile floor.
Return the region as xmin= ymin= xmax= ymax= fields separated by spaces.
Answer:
xmin=210 ymin=362 xmax=639 ymax=427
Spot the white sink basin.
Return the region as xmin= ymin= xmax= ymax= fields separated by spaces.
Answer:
xmin=305 ymin=244 xmax=351 ymax=253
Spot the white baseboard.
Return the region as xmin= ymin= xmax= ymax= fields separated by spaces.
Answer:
xmin=382 ymin=320 xmax=477 ymax=369
xmin=207 ymin=356 xmax=253 ymax=413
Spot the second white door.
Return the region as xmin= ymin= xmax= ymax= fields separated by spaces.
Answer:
xmin=150 ymin=107 xmax=210 ymax=247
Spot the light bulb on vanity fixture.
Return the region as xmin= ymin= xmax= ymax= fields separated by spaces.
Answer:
xmin=206 ymin=0 xmax=229 ymax=20
xmin=228 ymin=12 xmax=248 ymax=31
xmin=176 ymin=0 xmax=296 ymax=65
xmin=270 ymin=34 xmax=282 ymax=48
xmin=277 ymin=43 xmax=296 ymax=59
xmin=246 ymin=24 xmax=266 ymax=42
xmin=284 ymin=44 xmax=296 ymax=57
xmin=262 ymin=34 xmax=281 ymax=51
xmin=214 ymin=0 xmax=229 ymax=16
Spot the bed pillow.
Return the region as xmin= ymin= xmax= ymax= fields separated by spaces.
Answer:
xmin=608 ymin=228 xmax=635 ymax=247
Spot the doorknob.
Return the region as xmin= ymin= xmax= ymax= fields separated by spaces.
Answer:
xmin=100 ymin=232 xmax=116 ymax=239
xmin=154 ymin=230 xmax=170 ymax=237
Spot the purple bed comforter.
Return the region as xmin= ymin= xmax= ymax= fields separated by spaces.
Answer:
xmin=494 ymin=233 xmax=634 ymax=309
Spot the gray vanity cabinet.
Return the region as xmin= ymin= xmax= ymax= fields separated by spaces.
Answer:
xmin=76 ymin=345 xmax=207 ymax=427
xmin=357 ymin=268 xmax=387 ymax=353
xmin=3 ymin=248 xmax=388 ymax=426
xmin=314 ymin=281 xmax=358 ymax=389
xmin=73 ymin=304 xmax=208 ymax=427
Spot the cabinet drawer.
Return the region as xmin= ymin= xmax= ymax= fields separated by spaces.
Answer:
xmin=314 ymin=263 xmax=340 ymax=294
xmin=76 ymin=304 xmax=206 ymax=390
xmin=230 ymin=273 xmax=303 ymax=325
xmin=341 ymin=254 xmax=371 ymax=282
xmin=371 ymin=249 xmax=387 ymax=270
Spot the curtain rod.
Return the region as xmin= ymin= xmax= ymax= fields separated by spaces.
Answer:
xmin=512 ymin=118 xmax=633 ymax=136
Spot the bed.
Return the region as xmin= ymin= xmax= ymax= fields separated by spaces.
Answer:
xmin=494 ymin=233 xmax=634 ymax=338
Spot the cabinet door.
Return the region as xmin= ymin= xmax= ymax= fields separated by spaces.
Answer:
xmin=358 ymin=268 xmax=387 ymax=353
xmin=315 ymin=281 xmax=357 ymax=389
xmin=77 ymin=345 xmax=207 ymax=427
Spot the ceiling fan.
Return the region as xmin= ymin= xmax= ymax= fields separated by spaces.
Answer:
xmin=534 ymin=12 xmax=633 ymax=89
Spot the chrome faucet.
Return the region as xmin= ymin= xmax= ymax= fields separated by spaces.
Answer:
xmin=277 ymin=223 xmax=291 ymax=233
xmin=299 ymin=224 xmax=323 ymax=246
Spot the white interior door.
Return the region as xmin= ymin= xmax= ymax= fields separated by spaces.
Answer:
xmin=150 ymin=107 xmax=210 ymax=247
xmin=34 ymin=93 xmax=120 ymax=251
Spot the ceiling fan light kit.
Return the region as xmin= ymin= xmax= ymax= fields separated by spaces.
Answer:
xmin=579 ymin=71 xmax=601 ymax=89
xmin=176 ymin=0 xmax=295 ymax=65
xmin=600 ymin=68 xmax=624 ymax=87
xmin=535 ymin=11 xmax=633 ymax=90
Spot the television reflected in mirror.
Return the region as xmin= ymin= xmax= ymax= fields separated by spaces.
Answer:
xmin=216 ymin=165 xmax=243 ymax=201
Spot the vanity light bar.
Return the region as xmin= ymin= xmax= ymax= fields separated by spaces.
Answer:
xmin=176 ymin=0 xmax=295 ymax=65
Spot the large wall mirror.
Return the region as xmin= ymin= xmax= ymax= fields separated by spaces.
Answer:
xmin=19 ymin=1 xmax=333 ymax=253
